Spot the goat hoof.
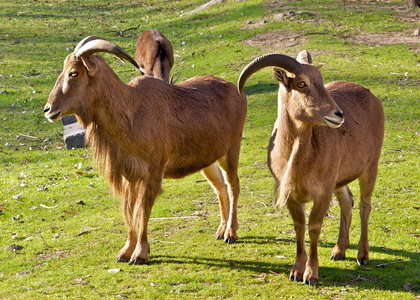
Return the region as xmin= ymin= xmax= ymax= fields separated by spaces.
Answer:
xmin=216 ymin=235 xmax=224 ymax=240
xmin=304 ymin=278 xmax=318 ymax=285
xmin=128 ymin=258 xmax=148 ymax=265
xmin=116 ymin=256 xmax=130 ymax=263
xmin=331 ymin=253 xmax=345 ymax=261
xmin=224 ymin=237 xmax=236 ymax=244
xmin=357 ymin=258 xmax=369 ymax=266
xmin=289 ymin=273 xmax=303 ymax=282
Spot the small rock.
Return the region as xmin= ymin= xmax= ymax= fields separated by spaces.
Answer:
xmin=16 ymin=270 xmax=32 ymax=276
xmin=108 ymin=268 xmax=121 ymax=273
xmin=414 ymin=29 xmax=420 ymax=36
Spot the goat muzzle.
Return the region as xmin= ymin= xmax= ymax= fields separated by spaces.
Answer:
xmin=44 ymin=104 xmax=62 ymax=123
xmin=324 ymin=110 xmax=345 ymax=128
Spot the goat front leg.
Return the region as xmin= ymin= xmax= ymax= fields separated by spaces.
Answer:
xmin=117 ymin=227 xmax=137 ymax=262
xmin=305 ymin=196 xmax=331 ymax=285
xmin=287 ymin=201 xmax=307 ymax=282
xmin=357 ymin=170 xmax=376 ymax=266
xmin=331 ymin=185 xmax=354 ymax=261
xmin=117 ymin=178 xmax=139 ymax=262
xmin=129 ymin=179 xmax=161 ymax=265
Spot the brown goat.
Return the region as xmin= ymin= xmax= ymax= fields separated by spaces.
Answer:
xmin=238 ymin=51 xmax=384 ymax=285
xmin=135 ymin=29 xmax=174 ymax=83
xmin=44 ymin=37 xmax=247 ymax=265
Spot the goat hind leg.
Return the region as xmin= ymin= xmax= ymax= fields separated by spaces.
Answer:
xmin=331 ymin=185 xmax=354 ymax=261
xmin=201 ymin=162 xmax=230 ymax=240
xmin=218 ymin=154 xmax=240 ymax=244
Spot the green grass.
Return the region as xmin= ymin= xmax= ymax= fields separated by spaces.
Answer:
xmin=1 ymin=0 xmax=419 ymax=298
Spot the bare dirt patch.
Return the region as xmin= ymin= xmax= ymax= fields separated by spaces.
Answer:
xmin=244 ymin=31 xmax=307 ymax=51
xmin=343 ymin=32 xmax=420 ymax=45
xmin=244 ymin=0 xmax=420 ymax=51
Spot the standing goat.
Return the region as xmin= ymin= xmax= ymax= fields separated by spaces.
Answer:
xmin=238 ymin=51 xmax=384 ymax=285
xmin=44 ymin=36 xmax=247 ymax=265
xmin=135 ymin=29 xmax=174 ymax=83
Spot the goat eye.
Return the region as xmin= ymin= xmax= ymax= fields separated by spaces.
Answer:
xmin=69 ymin=72 xmax=79 ymax=78
xmin=296 ymin=82 xmax=306 ymax=88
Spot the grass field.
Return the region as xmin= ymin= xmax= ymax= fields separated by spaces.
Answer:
xmin=0 ymin=0 xmax=419 ymax=299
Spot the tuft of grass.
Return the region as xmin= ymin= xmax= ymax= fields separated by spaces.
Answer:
xmin=0 ymin=0 xmax=419 ymax=299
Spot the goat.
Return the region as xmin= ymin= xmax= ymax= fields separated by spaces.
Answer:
xmin=135 ymin=29 xmax=174 ymax=83
xmin=44 ymin=36 xmax=247 ymax=265
xmin=238 ymin=51 xmax=384 ymax=285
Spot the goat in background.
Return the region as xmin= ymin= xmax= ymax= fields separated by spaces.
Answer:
xmin=44 ymin=36 xmax=247 ymax=265
xmin=238 ymin=51 xmax=384 ymax=285
xmin=135 ymin=29 xmax=174 ymax=83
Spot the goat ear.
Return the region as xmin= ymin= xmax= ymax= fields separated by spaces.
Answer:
xmin=81 ymin=57 xmax=98 ymax=77
xmin=273 ymin=67 xmax=290 ymax=87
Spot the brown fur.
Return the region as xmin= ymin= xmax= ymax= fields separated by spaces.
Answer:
xmin=135 ymin=29 xmax=174 ymax=83
xmin=45 ymin=52 xmax=247 ymax=265
xmin=239 ymin=51 xmax=384 ymax=285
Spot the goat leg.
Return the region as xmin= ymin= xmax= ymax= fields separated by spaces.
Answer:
xmin=357 ymin=171 xmax=375 ymax=266
xmin=117 ymin=227 xmax=137 ymax=262
xmin=223 ymin=174 xmax=239 ymax=244
xmin=331 ymin=185 xmax=353 ymax=261
xmin=129 ymin=178 xmax=161 ymax=265
xmin=201 ymin=163 xmax=230 ymax=240
xmin=287 ymin=201 xmax=306 ymax=282
xmin=304 ymin=197 xmax=331 ymax=285
xmin=218 ymin=155 xmax=240 ymax=244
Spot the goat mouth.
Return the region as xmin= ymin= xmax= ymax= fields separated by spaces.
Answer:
xmin=324 ymin=117 xmax=344 ymax=128
xmin=46 ymin=111 xmax=62 ymax=123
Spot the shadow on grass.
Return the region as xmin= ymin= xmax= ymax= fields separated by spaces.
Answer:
xmin=149 ymin=235 xmax=419 ymax=294
xmin=241 ymin=83 xmax=278 ymax=96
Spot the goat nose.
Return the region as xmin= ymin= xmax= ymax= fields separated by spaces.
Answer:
xmin=335 ymin=111 xmax=344 ymax=119
xmin=44 ymin=106 xmax=50 ymax=113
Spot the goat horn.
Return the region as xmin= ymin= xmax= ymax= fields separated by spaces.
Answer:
xmin=75 ymin=38 xmax=139 ymax=69
xmin=237 ymin=54 xmax=301 ymax=95
xmin=73 ymin=36 xmax=107 ymax=53
xmin=296 ymin=50 xmax=312 ymax=64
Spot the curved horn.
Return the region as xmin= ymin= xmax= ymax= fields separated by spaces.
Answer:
xmin=237 ymin=53 xmax=301 ymax=95
xmin=73 ymin=36 xmax=107 ymax=53
xmin=296 ymin=50 xmax=312 ymax=64
xmin=75 ymin=38 xmax=139 ymax=69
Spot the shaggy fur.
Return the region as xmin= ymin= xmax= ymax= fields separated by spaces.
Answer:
xmin=45 ymin=40 xmax=247 ymax=265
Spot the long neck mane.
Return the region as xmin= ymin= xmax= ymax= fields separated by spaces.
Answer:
xmin=78 ymin=62 xmax=147 ymax=196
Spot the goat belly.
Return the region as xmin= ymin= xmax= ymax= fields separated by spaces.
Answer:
xmin=163 ymin=162 xmax=212 ymax=179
